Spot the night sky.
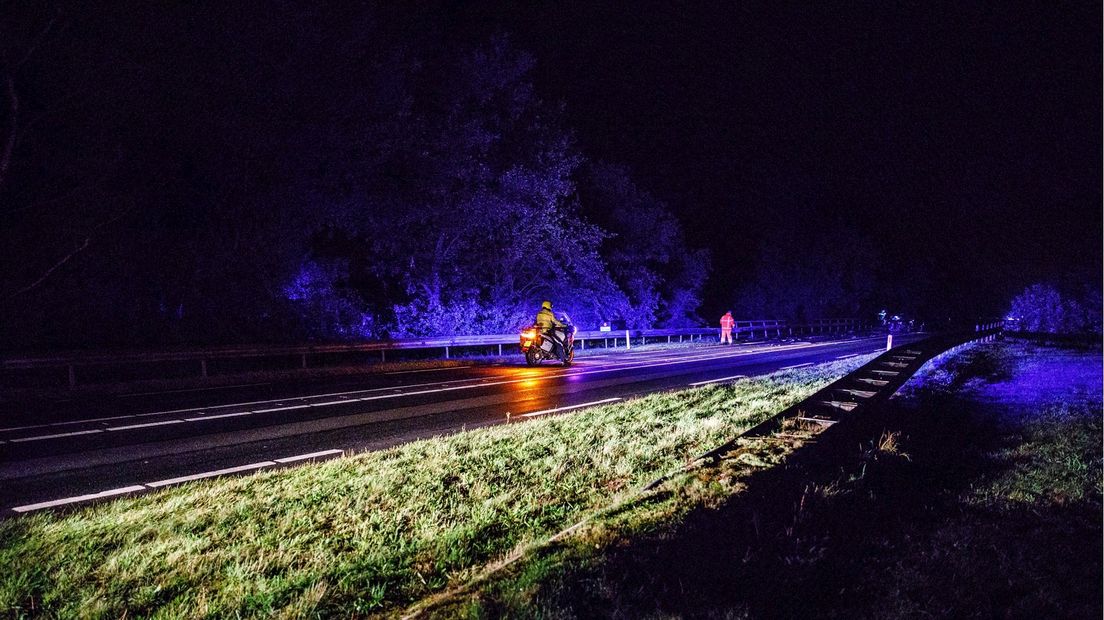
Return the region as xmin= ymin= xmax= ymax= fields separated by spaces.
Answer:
xmin=462 ymin=2 xmax=1102 ymax=316
xmin=2 ymin=1 xmax=1100 ymax=343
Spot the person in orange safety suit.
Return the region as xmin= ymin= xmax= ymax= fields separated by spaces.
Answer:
xmin=720 ymin=311 xmax=735 ymax=344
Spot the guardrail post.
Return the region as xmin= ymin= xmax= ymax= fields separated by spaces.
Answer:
xmin=381 ymin=349 xmax=386 ymax=362
xmin=444 ymin=346 xmax=450 ymax=359
xmin=625 ymin=330 xmax=631 ymax=349
xmin=200 ymin=359 xmax=208 ymax=378
xmin=68 ymin=364 xmax=76 ymax=388
xmin=301 ymin=353 xmax=308 ymax=368
xmin=886 ymin=334 xmax=893 ymax=351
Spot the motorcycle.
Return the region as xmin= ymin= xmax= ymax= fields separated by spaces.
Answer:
xmin=520 ymin=323 xmax=576 ymax=366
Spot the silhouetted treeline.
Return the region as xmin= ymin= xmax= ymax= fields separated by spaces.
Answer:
xmin=0 ymin=5 xmax=708 ymax=348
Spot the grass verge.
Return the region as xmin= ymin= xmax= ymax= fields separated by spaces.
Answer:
xmin=428 ymin=340 xmax=1102 ymax=618
xmin=0 ymin=355 xmax=876 ymax=617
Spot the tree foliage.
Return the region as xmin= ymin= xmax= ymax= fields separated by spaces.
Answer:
xmin=0 ymin=9 xmax=709 ymax=348
xmin=579 ymin=163 xmax=709 ymax=328
xmin=1008 ymin=283 xmax=1101 ymax=335
xmin=733 ymin=224 xmax=877 ymax=322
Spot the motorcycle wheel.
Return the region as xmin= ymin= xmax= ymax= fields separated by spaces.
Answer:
xmin=562 ymin=346 xmax=574 ymax=366
xmin=525 ymin=347 xmax=542 ymax=366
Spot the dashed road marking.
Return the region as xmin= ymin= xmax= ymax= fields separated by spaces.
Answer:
xmin=252 ymin=403 xmax=313 ymax=414
xmin=118 ymin=382 xmax=271 ymax=398
xmin=107 ymin=419 xmax=185 ymax=431
xmin=274 ymin=449 xmax=344 ymax=464
xmin=7 ymin=448 xmax=347 ymax=513
xmin=184 ymin=411 xmax=252 ymax=422
xmin=10 ymin=429 xmax=104 ymax=443
xmin=780 ymin=362 xmax=813 ymax=370
xmin=12 ymin=486 xmax=147 ymax=513
xmin=386 ymin=366 xmax=472 ymax=375
xmin=145 ymin=461 xmax=276 ymax=487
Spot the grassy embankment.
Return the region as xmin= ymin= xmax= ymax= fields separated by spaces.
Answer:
xmin=0 ymin=355 xmax=875 ymax=617
xmin=428 ymin=340 xmax=1102 ymax=618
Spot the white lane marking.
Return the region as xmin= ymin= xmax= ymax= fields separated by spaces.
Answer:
xmin=184 ymin=411 xmax=253 ymax=422
xmin=689 ymin=374 xmax=748 ymax=386
xmin=107 ymin=419 xmax=185 ymax=431
xmin=835 ymin=353 xmax=859 ymax=360
xmin=145 ymin=461 xmax=275 ymax=487
xmin=0 ymin=423 xmax=47 ymax=433
xmin=12 ymin=485 xmax=148 ymax=513
xmin=118 ymin=382 xmax=271 ymax=398
xmin=252 ymin=403 xmax=313 ymax=414
xmin=10 ymin=429 xmax=104 ymax=442
xmin=1 ymin=407 xmax=218 ymax=432
xmin=8 ymin=448 xmax=344 ymax=512
xmin=0 ymin=337 xmax=887 ymax=437
xmin=274 ymin=449 xmax=344 ymax=464
xmin=780 ymin=362 xmax=813 ymax=370
xmin=520 ymin=398 xmax=622 ymax=418
xmin=385 ymin=366 xmax=472 ymax=375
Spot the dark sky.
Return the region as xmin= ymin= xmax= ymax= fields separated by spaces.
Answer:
xmin=448 ymin=2 xmax=1102 ymax=315
xmin=5 ymin=1 xmax=1101 ymax=322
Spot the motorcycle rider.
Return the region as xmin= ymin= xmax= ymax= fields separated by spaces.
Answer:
xmin=535 ymin=300 xmax=567 ymax=357
xmin=536 ymin=300 xmax=565 ymax=330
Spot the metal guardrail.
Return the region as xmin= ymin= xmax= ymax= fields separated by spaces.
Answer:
xmin=1 ymin=318 xmax=861 ymax=387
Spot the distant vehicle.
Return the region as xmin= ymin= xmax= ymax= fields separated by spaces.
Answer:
xmin=520 ymin=322 xmax=576 ymax=366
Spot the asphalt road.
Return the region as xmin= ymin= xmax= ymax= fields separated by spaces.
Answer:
xmin=0 ymin=334 xmax=924 ymax=515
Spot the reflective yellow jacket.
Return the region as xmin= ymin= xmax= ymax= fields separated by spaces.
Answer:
xmin=536 ymin=306 xmax=564 ymax=329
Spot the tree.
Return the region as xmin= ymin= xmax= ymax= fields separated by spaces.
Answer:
xmin=1008 ymin=283 xmax=1101 ymax=335
xmin=579 ymin=162 xmax=710 ymax=327
xmin=0 ymin=6 xmax=708 ymax=347
xmin=284 ymin=36 xmax=632 ymax=337
xmin=733 ymin=224 xmax=877 ymax=321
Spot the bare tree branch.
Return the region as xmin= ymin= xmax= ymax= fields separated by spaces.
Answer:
xmin=3 ymin=236 xmax=89 ymax=302
xmin=13 ymin=15 xmax=59 ymax=70
xmin=0 ymin=71 xmax=16 ymax=189
xmin=2 ymin=208 xmax=129 ymax=303
xmin=1 ymin=13 xmax=58 ymax=191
